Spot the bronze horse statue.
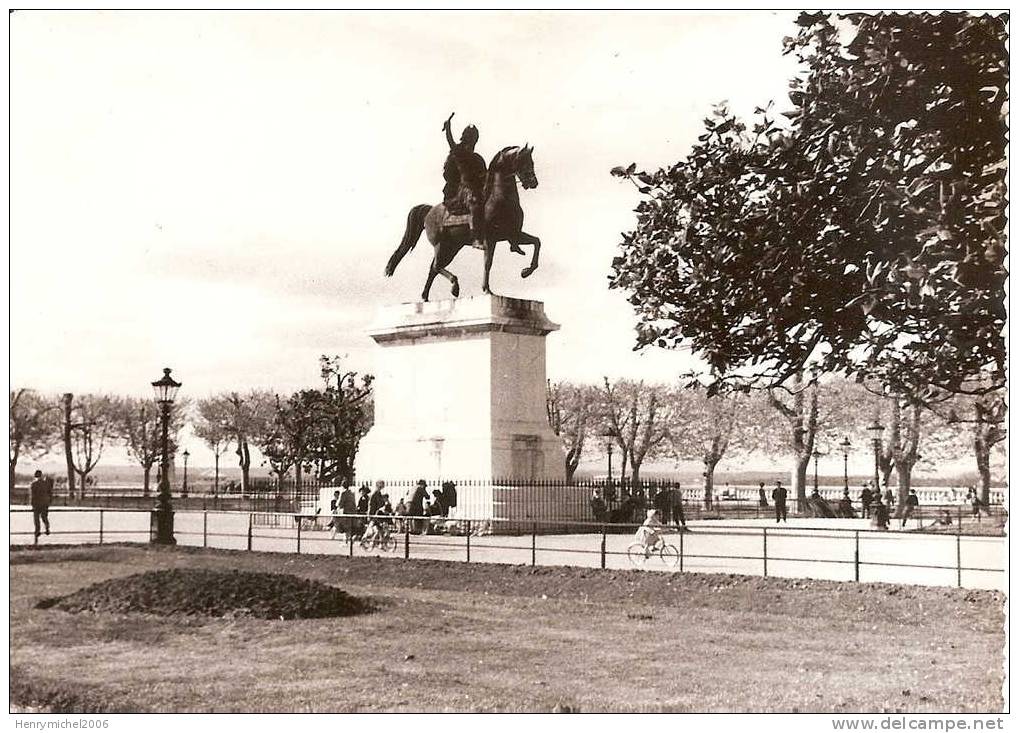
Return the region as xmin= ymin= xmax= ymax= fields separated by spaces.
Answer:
xmin=385 ymin=145 xmax=542 ymax=301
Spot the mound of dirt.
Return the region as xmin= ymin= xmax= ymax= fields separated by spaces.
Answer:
xmin=37 ymin=568 xmax=371 ymax=620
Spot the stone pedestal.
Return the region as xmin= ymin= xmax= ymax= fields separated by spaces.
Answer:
xmin=355 ymin=296 xmax=565 ymax=489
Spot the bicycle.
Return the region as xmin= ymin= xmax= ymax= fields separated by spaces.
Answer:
xmin=626 ymin=536 xmax=680 ymax=567
xmin=359 ymin=522 xmax=397 ymax=552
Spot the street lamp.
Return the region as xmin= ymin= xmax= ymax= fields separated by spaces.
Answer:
xmin=812 ymin=447 xmax=824 ymax=492
xmin=151 ymin=367 xmax=181 ymax=545
xmin=181 ymin=449 xmax=190 ymax=498
xmin=866 ymin=420 xmax=884 ymax=495
xmin=601 ymin=428 xmax=617 ymax=483
xmin=839 ymin=437 xmax=851 ymax=490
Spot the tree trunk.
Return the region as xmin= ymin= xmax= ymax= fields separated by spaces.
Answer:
xmin=214 ymin=453 xmax=220 ymax=495
xmin=238 ymin=440 xmax=251 ymax=496
xmin=975 ymin=442 xmax=992 ymax=506
xmin=565 ymin=446 xmax=581 ymax=484
xmin=792 ymin=453 xmax=810 ymax=513
xmin=630 ymin=459 xmax=641 ymax=488
xmin=142 ymin=465 xmax=152 ymax=496
xmin=62 ymin=393 xmax=76 ymax=499
xmin=880 ymin=464 xmax=894 ymax=494
xmin=703 ymin=458 xmax=718 ymax=510
xmin=894 ymin=461 xmax=912 ymax=518
xmin=9 ymin=444 xmax=19 ymax=495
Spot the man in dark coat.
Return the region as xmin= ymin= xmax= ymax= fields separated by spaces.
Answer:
xmin=440 ymin=481 xmax=457 ymax=517
xmin=652 ymin=486 xmax=672 ymax=525
xmin=901 ymin=488 xmax=920 ymax=528
xmin=368 ymin=480 xmax=387 ymax=517
xmin=590 ymin=489 xmax=608 ymax=523
xmin=409 ymin=479 xmax=428 ymax=534
xmin=30 ymin=470 xmax=52 ymax=541
xmin=772 ymin=480 xmax=788 ymax=523
xmin=860 ymin=484 xmax=873 ymax=518
xmin=872 ymin=496 xmax=890 ymax=530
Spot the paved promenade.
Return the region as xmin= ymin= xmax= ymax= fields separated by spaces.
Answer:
xmin=10 ymin=508 xmax=1005 ymax=591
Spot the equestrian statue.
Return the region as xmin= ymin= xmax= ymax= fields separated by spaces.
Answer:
xmin=384 ymin=112 xmax=542 ymax=301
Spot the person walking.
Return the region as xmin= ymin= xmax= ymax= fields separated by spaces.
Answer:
xmin=338 ymin=480 xmax=357 ymax=538
xmin=30 ymin=470 xmax=52 ymax=542
xmin=758 ymin=482 xmax=769 ymax=508
xmin=872 ymin=495 xmax=890 ymax=530
xmin=409 ymin=479 xmax=428 ymax=534
xmin=440 ymin=481 xmax=457 ymax=517
xmin=838 ymin=488 xmax=855 ymax=518
xmin=355 ymin=485 xmax=370 ymax=538
xmin=327 ymin=490 xmax=341 ymax=538
xmin=772 ymin=480 xmax=788 ymax=523
xmin=860 ymin=484 xmax=873 ymax=519
xmin=901 ymin=488 xmax=919 ymax=528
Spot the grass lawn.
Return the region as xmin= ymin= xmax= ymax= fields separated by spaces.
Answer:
xmin=9 ymin=544 xmax=1005 ymax=713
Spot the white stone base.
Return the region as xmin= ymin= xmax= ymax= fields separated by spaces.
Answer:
xmin=354 ymin=295 xmax=568 ymax=524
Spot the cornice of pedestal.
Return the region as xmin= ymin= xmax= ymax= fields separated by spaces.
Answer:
xmin=368 ymin=294 xmax=560 ymax=343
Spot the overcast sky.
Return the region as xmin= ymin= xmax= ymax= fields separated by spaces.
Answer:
xmin=11 ymin=11 xmax=803 ymax=396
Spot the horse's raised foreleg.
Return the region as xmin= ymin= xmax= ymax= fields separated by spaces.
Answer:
xmin=510 ymin=231 xmax=541 ymax=278
xmin=436 ymin=266 xmax=460 ymax=297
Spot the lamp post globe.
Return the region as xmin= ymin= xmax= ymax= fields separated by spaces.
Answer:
xmin=151 ymin=367 xmax=181 ymax=545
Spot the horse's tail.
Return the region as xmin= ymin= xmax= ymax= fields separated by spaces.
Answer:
xmin=385 ymin=204 xmax=431 ymax=277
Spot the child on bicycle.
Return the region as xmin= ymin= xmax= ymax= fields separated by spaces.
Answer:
xmin=635 ymin=508 xmax=665 ymax=557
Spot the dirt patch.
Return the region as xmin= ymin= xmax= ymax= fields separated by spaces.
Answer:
xmin=37 ymin=568 xmax=373 ymax=620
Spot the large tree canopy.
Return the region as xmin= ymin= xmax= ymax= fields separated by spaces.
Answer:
xmin=610 ymin=12 xmax=1006 ymax=399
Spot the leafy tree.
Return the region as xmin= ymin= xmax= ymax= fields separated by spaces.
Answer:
xmin=940 ymin=392 xmax=1007 ymax=504
xmin=193 ymin=403 xmax=233 ymax=494
xmin=970 ymin=397 xmax=1006 ymax=504
xmin=599 ymin=378 xmax=673 ymax=485
xmin=196 ymin=392 xmax=263 ymax=494
xmin=67 ymin=394 xmax=117 ymax=496
xmin=546 ymin=380 xmax=596 ymax=483
xmin=610 ymin=12 xmax=1006 ymax=401
xmin=251 ymin=392 xmax=302 ymax=489
xmin=668 ymin=388 xmax=747 ymax=508
xmin=114 ymin=397 xmax=188 ymax=496
xmin=303 ymin=356 xmax=374 ymax=483
xmin=9 ymin=389 xmax=60 ymax=489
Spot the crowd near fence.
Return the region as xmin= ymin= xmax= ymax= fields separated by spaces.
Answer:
xmin=11 ymin=476 xmax=1006 ymax=529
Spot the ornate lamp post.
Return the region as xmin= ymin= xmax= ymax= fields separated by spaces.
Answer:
xmin=601 ymin=428 xmax=617 ymax=483
xmin=151 ymin=367 xmax=181 ymax=545
xmin=839 ymin=436 xmax=851 ymax=490
xmin=181 ymin=449 xmax=190 ymax=498
xmin=812 ymin=447 xmax=823 ymax=492
xmin=866 ymin=420 xmax=884 ymax=495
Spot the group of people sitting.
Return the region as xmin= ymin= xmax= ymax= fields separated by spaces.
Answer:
xmin=325 ymin=478 xmax=460 ymax=540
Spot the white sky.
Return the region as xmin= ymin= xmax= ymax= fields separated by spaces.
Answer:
xmin=11 ymin=11 xmax=808 ymax=465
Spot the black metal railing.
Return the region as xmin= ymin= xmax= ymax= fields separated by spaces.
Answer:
xmin=9 ymin=507 xmax=1005 ymax=591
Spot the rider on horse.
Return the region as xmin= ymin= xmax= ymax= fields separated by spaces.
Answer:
xmin=442 ymin=113 xmax=487 ymax=251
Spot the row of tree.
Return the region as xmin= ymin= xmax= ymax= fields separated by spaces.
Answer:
xmin=9 ymin=357 xmax=374 ymax=496
xmin=547 ymin=373 xmax=1004 ymax=509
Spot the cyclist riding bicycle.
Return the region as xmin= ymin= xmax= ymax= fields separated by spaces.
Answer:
xmin=634 ymin=508 xmax=665 ymax=558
